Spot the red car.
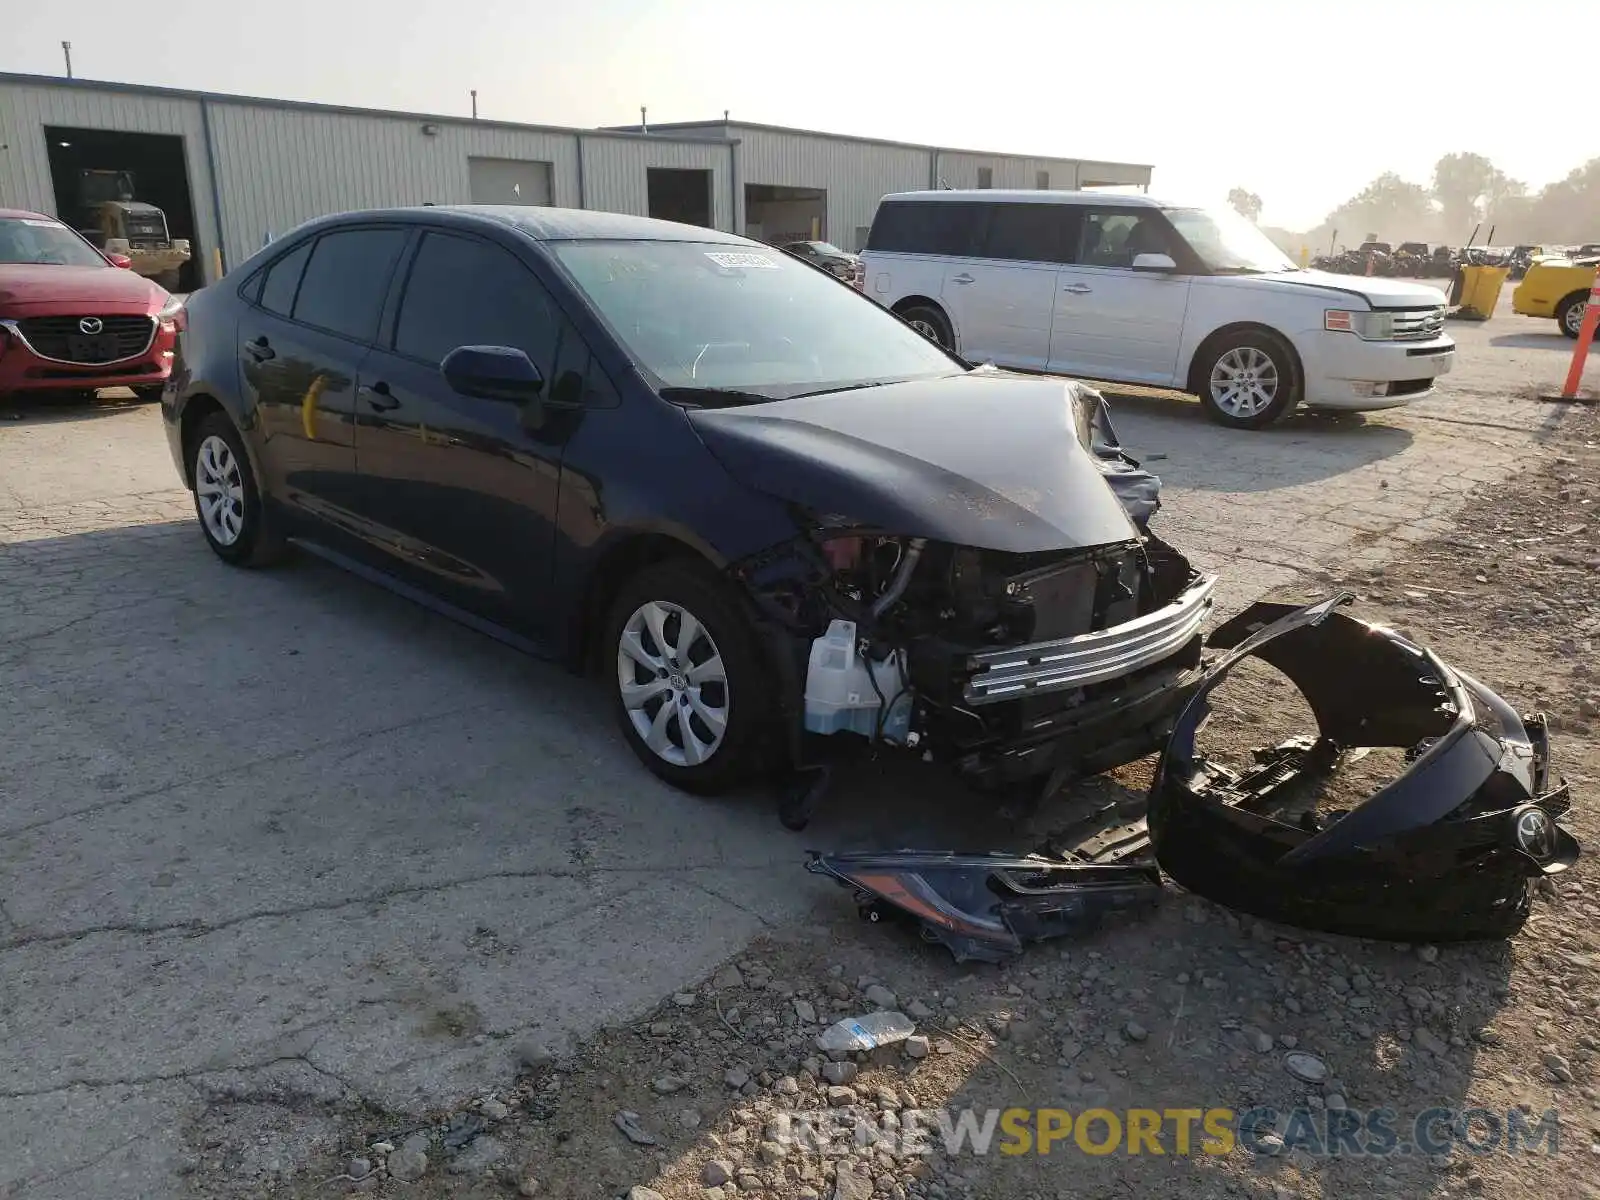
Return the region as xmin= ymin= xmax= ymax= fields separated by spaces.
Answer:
xmin=0 ymin=207 xmax=183 ymax=403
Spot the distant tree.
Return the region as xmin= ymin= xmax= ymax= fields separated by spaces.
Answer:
xmin=1308 ymin=172 xmax=1437 ymax=249
xmin=1227 ymin=187 xmax=1264 ymax=222
xmin=1432 ymin=152 xmax=1505 ymax=240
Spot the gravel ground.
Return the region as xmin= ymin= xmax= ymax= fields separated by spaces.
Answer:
xmin=198 ymin=411 xmax=1600 ymax=1200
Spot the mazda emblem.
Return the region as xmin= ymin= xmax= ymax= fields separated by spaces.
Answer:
xmin=78 ymin=317 xmax=104 ymax=335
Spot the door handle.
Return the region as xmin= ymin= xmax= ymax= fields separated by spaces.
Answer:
xmin=1061 ymin=283 xmax=1093 ymax=295
xmin=243 ymin=336 xmax=275 ymax=361
xmin=950 ymin=273 xmax=976 ymax=285
xmin=360 ymin=381 xmax=400 ymax=412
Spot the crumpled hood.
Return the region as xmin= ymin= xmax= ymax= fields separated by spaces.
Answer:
xmin=0 ymin=263 xmax=164 ymax=310
xmin=685 ymin=372 xmax=1144 ymax=554
xmin=1255 ymin=269 xmax=1448 ymax=308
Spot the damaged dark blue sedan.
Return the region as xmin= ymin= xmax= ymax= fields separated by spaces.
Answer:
xmin=162 ymin=206 xmax=1213 ymax=801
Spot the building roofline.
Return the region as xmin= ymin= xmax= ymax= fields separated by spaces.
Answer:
xmin=0 ymin=71 xmax=736 ymax=147
xmin=602 ymin=117 xmax=1154 ymax=172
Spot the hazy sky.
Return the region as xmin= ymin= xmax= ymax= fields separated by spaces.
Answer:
xmin=5 ymin=0 xmax=1583 ymax=229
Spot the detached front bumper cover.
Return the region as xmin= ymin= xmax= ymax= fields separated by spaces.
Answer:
xmin=1148 ymin=593 xmax=1579 ymax=942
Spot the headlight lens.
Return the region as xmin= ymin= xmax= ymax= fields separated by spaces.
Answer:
xmin=1325 ymin=309 xmax=1395 ymax=339
xmin=157 ymin=293 xmax=187 ymax=332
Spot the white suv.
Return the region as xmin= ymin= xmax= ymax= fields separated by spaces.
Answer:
xmin=860 ymin=191 xmax=1456 ymax=429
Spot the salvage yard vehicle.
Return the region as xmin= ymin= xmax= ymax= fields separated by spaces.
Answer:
xmin=1512 ymin=255 xmax=1599 ymax=337
xmin=859 ymin=192 xmax=1456 ymax=429
xmin=71 ymin=169 xmax=191 ymax=292
xmin=0 ymin=207 xmax=182 ymax=404
xmin=163 ymin=206 xmax=1215 ymax=804
xmin=781 ymin=239 xmax=860 ymax=282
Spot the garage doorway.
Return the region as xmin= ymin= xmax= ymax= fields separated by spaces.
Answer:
xmin=468 ymin=157 xmax=553 ymax=206
xmin=646 ymin=168 xmax=712 ymax=228
xmin=44 ymin=126 xmax=203 ymax=292
xmin=743 ymin=183 xmax=826 ymax=246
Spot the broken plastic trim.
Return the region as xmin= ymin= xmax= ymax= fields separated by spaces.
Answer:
xmin=806 ymin=850 xmax=1162 ymax=964
xmin=1148 ymin=593 xmax=1580 ymax=942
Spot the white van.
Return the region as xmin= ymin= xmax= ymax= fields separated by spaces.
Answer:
xmin=860 ymin=191 xmax=1455 ymax=429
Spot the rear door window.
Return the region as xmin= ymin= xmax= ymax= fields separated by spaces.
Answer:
xmin=291 ymin=228 xmax=409 ymax=342
xmin=867 ymin=201 xmax=987 ymax=256
xmin=257 ymin=240 xmax=313 ymax=316
xmin=982 ymin=203 xmax=1078 ymax=264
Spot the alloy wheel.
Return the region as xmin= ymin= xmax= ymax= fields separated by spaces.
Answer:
xmin=1209 ymin=346 xmax=1280 ymax=418
xmin=616 ymin=599 xmax=729 ymax=768
xmin=1567 ymin=302 xmax=1588 ymax=336
xmin=909 ymin=318 xmax=945 ymax=346
xmin=195 ymin=434 xmax=245 ymax=545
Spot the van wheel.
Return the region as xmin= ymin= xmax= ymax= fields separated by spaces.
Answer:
xmin=898 ymin=304 xmax=954 ymax=350
xmin=1558 ymin=292 xmax=1591 ymax=339
xmin=604 ymin=561 xmax=773 ymax=794
xmin=1197 ymin=332 xmax=1299 ymax=429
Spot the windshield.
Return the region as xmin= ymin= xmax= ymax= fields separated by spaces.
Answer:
xmin=552 ymin=240 xmax=962 ymax=400
xmin=0 ymin=217 xmax=108 ymax=268
xmin=1163 ymin=207 xmax=1296 ymax=274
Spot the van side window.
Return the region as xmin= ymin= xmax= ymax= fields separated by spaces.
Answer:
xmin=865 ymin=202 xmax=987 ymax=256
xmin=982 ymin=204 xmax=1078 ymax=264
xmin=1077 ymin=211 xmax=1175 ymax=269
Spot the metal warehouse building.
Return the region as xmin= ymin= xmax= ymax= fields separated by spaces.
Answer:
xmin=0 ymin=72 xmax=1152 ymax=291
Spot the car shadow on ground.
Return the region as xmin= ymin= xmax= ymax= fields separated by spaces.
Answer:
xmin=0 ymin=388 xmax=153 ymax=424
xmin=1096 ymin=390 xmax=1415 ymax=494
xmin=1490 ymin=332 xmax=1576 ymax=351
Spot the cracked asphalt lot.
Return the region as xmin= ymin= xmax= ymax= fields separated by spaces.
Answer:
xmin=2 ymin=292 xmax=1594 ymax=1198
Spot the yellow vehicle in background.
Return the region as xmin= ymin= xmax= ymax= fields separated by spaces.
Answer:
xmin=1513 ymin=256 xmax=1599 ymax=338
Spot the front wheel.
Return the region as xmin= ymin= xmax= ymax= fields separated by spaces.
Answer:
xmin=1558 ymin=292 xmax=1591 ymax=339
xmin=1197 ymin=333 xmax=1299 ymax=429
xmin=604 ymin=561 xmax=773 ymax=793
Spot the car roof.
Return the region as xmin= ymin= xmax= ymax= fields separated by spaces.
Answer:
xmin=300 ymin=205 xmax=753 ymax=246
xmin=881 ymin=189 xmax=1166 ymax=208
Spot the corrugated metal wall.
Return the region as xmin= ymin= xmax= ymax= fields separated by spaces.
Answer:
xmin=933 ymin=151 xmax=1090 ymax=191
xmin=206 ymin=103 xmax=582 ymax=264
xmin=0 ymin=81 xmax=220 ymax=279
xmin=732 ymin=129 xmax=931 ymax=252
xmin=582 ymin=137 xmax=732 ymax=229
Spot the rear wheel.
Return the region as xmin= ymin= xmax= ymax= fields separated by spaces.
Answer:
xmin=1197 ymin=332 xmax=1299 ymax=429
xmin=603 ymin=560 xmax=773 ymax=793
xmin=897 ymin=303 xmax=954 ymax=351
xmin=190 ymin=411 xmax=285 ymax=566
xmin=1558 ymin=292 xmax=1591 ymax=339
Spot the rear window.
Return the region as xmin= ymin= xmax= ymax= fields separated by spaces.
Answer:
xmin=866 ymin=201 xmax=987 ymax=256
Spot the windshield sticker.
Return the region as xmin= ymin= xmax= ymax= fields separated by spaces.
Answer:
xmin=704 ymin=251 xmax=780 ymax=270
xmin=20 ymin=219 xmax=62 ymax=227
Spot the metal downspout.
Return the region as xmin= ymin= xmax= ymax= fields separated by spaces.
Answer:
xmin=199 ymin=96 xmax=228 ymax=280
xmin=575 ymin=133 xmax=586 ymax=209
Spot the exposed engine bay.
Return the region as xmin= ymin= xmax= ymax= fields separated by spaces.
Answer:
xmin=729 ymin=384 xmax=1215 ymax=821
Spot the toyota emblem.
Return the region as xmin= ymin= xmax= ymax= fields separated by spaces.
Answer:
xmin=78 ymin=317 xmax=104 ymax=335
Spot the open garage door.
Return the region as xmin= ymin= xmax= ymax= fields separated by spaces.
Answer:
xmin=646 ymin=169 xmax=713 ymax=228
xmin=468 ymin=157 xmax=553 ymax=206
xmin=744 ymin=184 xmax=826 ymax=245
xmin=45 ymin=126 xmax=202 ymax=292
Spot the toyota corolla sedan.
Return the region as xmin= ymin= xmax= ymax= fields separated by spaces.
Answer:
xmin=0 ymin=207 xmax=183 ymax=403
xmin=163 ymin=206 xmax=1214 ymax=798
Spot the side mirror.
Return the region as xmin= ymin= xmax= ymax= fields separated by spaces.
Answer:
xmin=1132 ymin=253 xmax=1177 ymax=272
xmin=441 ymin=345 xmax=544 ymax=403
xmin=105 ymin=252 xmax=133 ymax=269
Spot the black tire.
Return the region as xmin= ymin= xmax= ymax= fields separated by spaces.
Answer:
xmin=1557 ymin=292 xmax=1590 ymax=339
xmin=897 ymin=303 xmax=954 ymax=351
xmin=1196 ymin=330 xmax=1300 ymax=430
xmin=603 ymin=560 xmax=774 ymax=794
xmin=189 ymin=410 xmax=285 ymax=567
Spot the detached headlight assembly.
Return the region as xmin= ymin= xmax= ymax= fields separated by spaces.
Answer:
xmin=1325 ymin=309 xmax=1395 ymax=340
